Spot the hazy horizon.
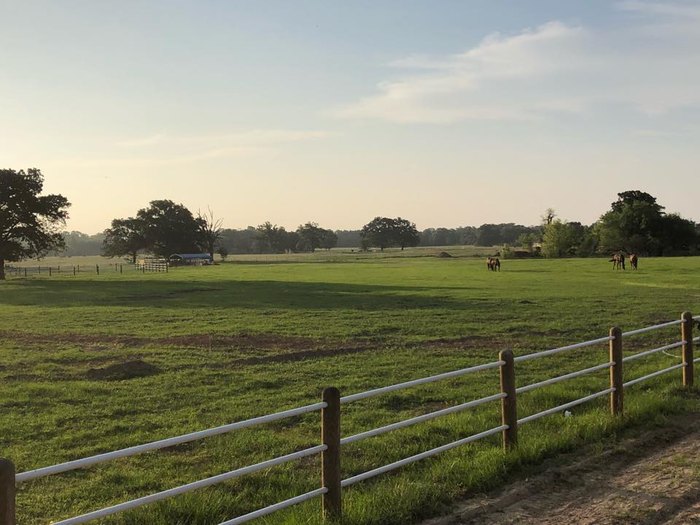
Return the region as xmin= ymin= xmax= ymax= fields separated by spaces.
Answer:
xmin=2 ymin=1 xmax=699 ymax=234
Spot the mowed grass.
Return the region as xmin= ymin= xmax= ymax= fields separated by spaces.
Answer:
xmin=0 ymin=254 xmax=699 ymax=524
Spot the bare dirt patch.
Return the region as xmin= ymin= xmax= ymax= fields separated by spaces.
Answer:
xmin=0 ymin=330 xmax=501 ymax=366
xmin=86 ymin=360 xmax=160 ymax=381
xmin=0 ymin=330 xmax=319 ymax=351
xmin=423 ymin=411 xmax=700 ymax=525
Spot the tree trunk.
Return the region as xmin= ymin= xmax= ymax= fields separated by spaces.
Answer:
xmin=0 ymin=258 xmax=5 ymax=280
xmin=131 ymin=252 xmax=137 ymax=264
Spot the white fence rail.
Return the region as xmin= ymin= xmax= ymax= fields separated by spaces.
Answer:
xmin=0 ymin=312 xmax=694 ymax=525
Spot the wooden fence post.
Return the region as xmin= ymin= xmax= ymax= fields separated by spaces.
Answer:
xmin=0 ymin=459 xmax=16 ymax=525
xmin=96 ymin=264 xmax=99 ymax=275
xmin=682 ymin=312 xmax=694 ymax=387
xmin=609 ymin=327 xmax=623 ymax=416
xmin=499 ymin=350 xmax=517 ymax=450
xmin=321 ymin=387 xmax=341 ymax=521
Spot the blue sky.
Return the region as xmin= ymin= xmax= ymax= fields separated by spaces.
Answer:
xmin=1 ymin=1 xmax=698 ymax=233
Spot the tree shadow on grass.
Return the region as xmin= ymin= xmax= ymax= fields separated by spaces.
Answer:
xmin=0 ymin=279 xmax=498 ymax=312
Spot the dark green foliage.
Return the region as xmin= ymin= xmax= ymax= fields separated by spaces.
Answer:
xmin=296 ymin=222 xmax=324 ymax=252
xmin=255 ymin=222 xmax=287 ymax=253
xmin=361 ymin=217 xmax=397 ymax=251
xmin=394 ymin=217 xmax=420 ymax=250
xmin=319 ymin=229 xmax=338 ymax=250
xmin=0 ymin=168 xmax=70 ymax=279
xmin=218 ymin=227 xmax=258 ymax=254
xmin=103 ymin=201 xmax=215 ymax=261
xmin=475 ymin=223 xmax=537 ymax=246
xmin=296 ymin=222 xmax=338 ymax=252
xmin=361 ymin=217 xmax=420 ymax=251
xmin=102 ymin=217 xmax=146 ymax=264
xmin=137 ymin=200 xmax=202 ymax=257
xmin=596 ymin=190 xmax=698 ymax=256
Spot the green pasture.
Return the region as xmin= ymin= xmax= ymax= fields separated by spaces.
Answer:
xmin=0 ymin=254 xmax=699 ymax=524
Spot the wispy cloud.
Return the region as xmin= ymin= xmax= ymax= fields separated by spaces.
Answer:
xmin=117 ymin=129 xmax=329 ymax=152
xmin=333 ymin=3 xmax=700 ymax=124
xmin=617 ymin=0 xmax=700 ymax=19
xmin=48 ymin=129 xmax=330 ymax=169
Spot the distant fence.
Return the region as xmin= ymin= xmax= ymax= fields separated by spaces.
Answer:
xmin=0 ymin=313 xmax=697 ymax=525
xmin=137 ymin=258 xmax=169 ymax=273
xmin=4 ymin=260 xmax=169 ymax=277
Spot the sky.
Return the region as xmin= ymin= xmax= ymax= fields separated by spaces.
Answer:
xmin=1 ymin=0 xmax=699 ymax=233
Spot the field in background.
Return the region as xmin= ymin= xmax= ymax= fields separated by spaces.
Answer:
xmin=0 ymin=254 xmax=699 ymax=524
xmin=7 ymin=245 xmax=499 ymax=269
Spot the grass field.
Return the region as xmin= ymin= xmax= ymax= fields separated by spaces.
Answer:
xmin=1 ymin=253 xmax=699 ymax=524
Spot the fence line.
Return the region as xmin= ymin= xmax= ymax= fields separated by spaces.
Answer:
xmin=50 ymin=446 xmax=327 ymax=525
xmin=3 ymin=260 xmax=171 ymax=278
xmin=339 ymin=360 xmax=504 ymax=404
xmin=340 ymin=425 xmax=509 ymax=488
xmin=0 ymin=312 xmax=694 ymax=525
xmin=512 ymin=335 xmax=614 ymax=363
xmin=16 ymin=401 xmax=327 ymax=483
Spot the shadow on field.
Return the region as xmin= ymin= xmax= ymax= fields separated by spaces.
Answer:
xmin=0 ymin=279 xmax=496 ymax=311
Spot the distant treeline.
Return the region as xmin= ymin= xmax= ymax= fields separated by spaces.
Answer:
xmin=61 ymin=223 xmax=539 ymax=256
xmin=60 ymin=191 xmax=700 ymax=258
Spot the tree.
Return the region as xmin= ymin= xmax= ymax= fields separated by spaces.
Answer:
xmin=657 ymin=214 xmax=698 ymax=255
xmin=361 ymin=217 xmax=396 ymax=251
xmin=255 ymin=222 xmax=286 ymax=253
xmin=596 ymin=191 xmax=665 ymax=255
xmin=197 ymin=208 xmax=223 ymax=260
xmin=62 ymin=231 xmax=105 ymax=256
xmin=102 ymin=217 xmax=146 ymax=264
xmin=541 ymin=219 xmax=577 ymax=258
xmin=541 ymin=208 xmax=556 ymax=226
xmin=296 ymin=222 xmax=324 ymax=252
xmin=393 ymin=217 xmax=419 ymax=250
xmin=0 ymin=169 xmax=70 ymax=280
xmin=517 ymin=232 xmax=539 ymax=253
xmin=475 ymin=224 xmax=503 ymax=246
xmin=319 ymin=229 xmax=338 ymax=250
xmin=137 ymin=200 xmax=202 ymax=257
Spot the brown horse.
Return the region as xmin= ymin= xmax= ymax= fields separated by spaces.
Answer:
xmin=629 ymin=253 xmax=638 ymax=270
xmin=609 ymin=253 xmax=625 ymax=270
xmin=487 ymin=257 xmax=501 ymax=271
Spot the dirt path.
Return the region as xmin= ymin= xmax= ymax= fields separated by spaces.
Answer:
xmin=424 ymin=412 xmax=700 ymax=525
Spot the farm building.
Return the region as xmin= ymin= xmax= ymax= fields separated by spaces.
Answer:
xmin=168 ymin=253 xmax=213 ymax=266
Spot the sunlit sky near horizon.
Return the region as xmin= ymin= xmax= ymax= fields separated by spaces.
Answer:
xmin=2 ymin=1 xmax=699 ymax=234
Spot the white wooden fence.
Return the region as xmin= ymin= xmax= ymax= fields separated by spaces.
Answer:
xmin=0 ymin=312 xmax=696 ymax=525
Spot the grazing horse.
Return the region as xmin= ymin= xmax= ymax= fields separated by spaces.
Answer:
xmin=609 ymin=253 xmax=626 ymax=270
xmin=487 ymin=257 xmax=501 ymax=271
xmin=629 ymin=253 xmax=638 ymax=270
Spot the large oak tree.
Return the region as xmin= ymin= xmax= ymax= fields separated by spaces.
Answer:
xmin=0 ymin=169 xmax=70 ymax=280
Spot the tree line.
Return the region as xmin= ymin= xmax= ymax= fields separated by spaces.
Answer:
xmin=62 ymin=192 xmax=700 ymax=258
xmin=2 ymin=168 xmax=699 ymax=281
xmin=534 ymin=191 xmax=700 ymax=258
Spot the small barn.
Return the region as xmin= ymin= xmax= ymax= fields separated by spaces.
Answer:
xmin=168 ymin=253 xmax=213 ymax=266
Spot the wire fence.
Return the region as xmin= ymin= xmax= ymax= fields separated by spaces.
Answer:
xmin=0 ymin=312 xmax=695 ymax=525
xmin=4 ymin=260 xmax=169 ymax=277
